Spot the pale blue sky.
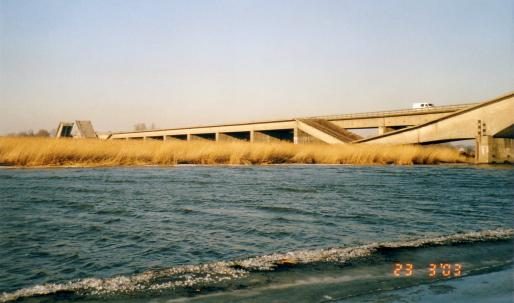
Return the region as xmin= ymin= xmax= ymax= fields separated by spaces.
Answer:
xmin=1 ymin=0 xmax=513 ymax=133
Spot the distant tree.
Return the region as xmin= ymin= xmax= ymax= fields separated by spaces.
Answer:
xmin=35 ymin=129 xmax=50 ymax=137
xmin=134 ymin=123 xmax=147 ymax=131
xmin=7 ymin=128 xmax=51 ymax=137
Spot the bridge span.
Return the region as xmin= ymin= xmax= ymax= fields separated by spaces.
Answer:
xmin=107 ymin=92 xmax=513 ymax=163
xmin=357 ymin=92 xmax=514 ymax=163
xmin=109 ymin=103 xmax=472 ymax=143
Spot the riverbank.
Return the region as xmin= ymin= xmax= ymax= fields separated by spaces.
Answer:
xmin=0 ymin=137 xmax=470 ymax=167
xmin=340 ymin=267 xmax=513 ymax=303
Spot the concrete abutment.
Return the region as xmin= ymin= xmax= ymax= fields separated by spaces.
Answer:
xmin=476 ymin=136 xmax=513 ymax=164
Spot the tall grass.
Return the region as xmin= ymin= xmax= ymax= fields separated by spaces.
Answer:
xmin=0 ymin=137 xmax=470 ymax=167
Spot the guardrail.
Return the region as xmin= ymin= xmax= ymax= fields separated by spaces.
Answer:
xmin=109 ymin=103 xmax=478 ymax=136
xmin=308 ymin=103 xmax=477 ymax=121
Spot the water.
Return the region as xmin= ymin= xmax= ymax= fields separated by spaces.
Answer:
xmin=0 ymin=165 xmax=512 ymax=302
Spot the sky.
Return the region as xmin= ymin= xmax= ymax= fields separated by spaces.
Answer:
xmin=0 ymin=0 xmax=513 ymax=134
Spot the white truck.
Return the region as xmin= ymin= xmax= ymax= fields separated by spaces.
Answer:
xmin=412 ymin=102 xmax=434 ymax=109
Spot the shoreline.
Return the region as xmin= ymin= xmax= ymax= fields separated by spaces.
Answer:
xmin=341 ymin=266 xmax=514 ymax=303
xmin=1 ymin=162 xmax=512 ymax=170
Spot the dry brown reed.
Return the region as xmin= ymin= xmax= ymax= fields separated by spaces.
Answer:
xmin=0 ymin=137 xmax=470 ymax=167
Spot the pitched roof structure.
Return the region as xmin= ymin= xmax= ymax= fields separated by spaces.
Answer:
xmin=55 ymin=120 xmax=97 ymax=139
xmin=75 ymin=120 xmax=97 ymax=138
xmin=55 ymin=122 xmax=74 ymax=138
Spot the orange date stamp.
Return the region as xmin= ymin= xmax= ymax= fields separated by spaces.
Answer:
xmin=393 ymin=263 xmax=462 ymax=277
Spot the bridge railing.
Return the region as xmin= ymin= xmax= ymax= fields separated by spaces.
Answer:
xmin=308 ymin=103 xmax=477 ymax=121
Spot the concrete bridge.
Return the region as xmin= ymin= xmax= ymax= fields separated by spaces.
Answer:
xmin=108 ymin=103 xmax=472 ymax=143
xmin=357 ymin=92 xmax=514 ymax=163
xmin=108 ymin=91 xmax=514 ymax=163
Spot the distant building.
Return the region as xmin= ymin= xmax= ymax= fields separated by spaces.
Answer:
xmin=55 ymin=120 xmax=97 ymax=139
xmin=55 ymin=122 xmax=74 ymax=138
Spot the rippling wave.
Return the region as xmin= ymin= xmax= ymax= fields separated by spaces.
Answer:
xmin=2 ymin=228 xmax=511 ymax=302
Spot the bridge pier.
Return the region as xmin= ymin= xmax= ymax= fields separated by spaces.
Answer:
xmin=251 ymin=130 xmax=275 ymax=143
xmin=476 ymin=136 xmax=513 ymax=164
xmin=378 ymin=126 xmax=395 ymax=135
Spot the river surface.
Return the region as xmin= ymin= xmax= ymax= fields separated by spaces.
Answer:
xmin=0 ymin=165 xmax=512 ymax=302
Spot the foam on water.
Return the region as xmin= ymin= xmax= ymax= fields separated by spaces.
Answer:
xmin=2 ymin=228 xmax=512 ymax=302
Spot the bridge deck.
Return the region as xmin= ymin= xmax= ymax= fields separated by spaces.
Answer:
xmin=357 ymin=92 xmax=514 ymax=144
xmin=309 ymin=103 xmax=475 ymax=121
xmin=109 ymin=103 xmax=474 ymax=139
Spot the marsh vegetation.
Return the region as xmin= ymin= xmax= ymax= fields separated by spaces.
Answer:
xmin=0 ymin=137 xmax=470 ymax=167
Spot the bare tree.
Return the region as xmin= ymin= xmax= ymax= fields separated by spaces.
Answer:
xmin=35 ymin=129 xmax=50 ymax=137
xmin=134 ymin=123 xmax=157 ymax=131
xmin=7 ymin=128 xmax=51 ymax=137
xmin=134 ymin=123 xmax=147 ymax=131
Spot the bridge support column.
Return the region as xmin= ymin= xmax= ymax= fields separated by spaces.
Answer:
xmin=378 ymin=126 xmax=395 ymax=135
xmin=476 ymin=136 xmax=513 ymax=164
